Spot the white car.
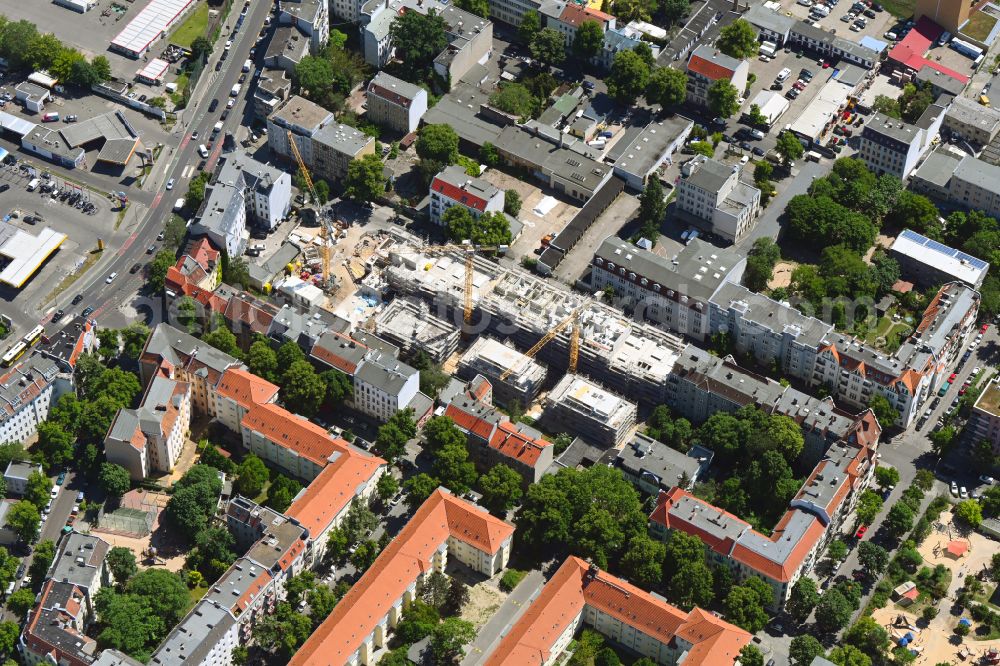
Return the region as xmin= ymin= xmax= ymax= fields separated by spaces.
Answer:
xmin=950 ymin=481 xmax=959 ymax=497
xmin=166 ymin=178 xmax=174 ymax=190
xmin=972 ymin=366 xmax=982 ymax=376
xmin=740 ymin=155 xmax=750 ymax=165
xmin=960 ymin=486 xmax=969 ymax=499
xmin=980 ymin=475 xmax=996 ymax=485
xmin=106 ymin=272 xmax=118 ymax=284
xmin=50 ymin=487 xmax=59 ymax=498
xmin=225 ymin=40 xmax=233 ymax=50
xmin=227 ymin=98 xmax=235 ymax=109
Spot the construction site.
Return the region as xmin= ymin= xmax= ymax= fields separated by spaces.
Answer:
xmin=375 ymin=238 xmax=687 ymax=407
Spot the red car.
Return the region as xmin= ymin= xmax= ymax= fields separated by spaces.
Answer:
xmin=949 ymin=373 xmax=957 ymax=382
xmin=959 ymin=387 xmax=967 ymax=395
xmin=982 ymin=324 xmax=990 ymax=334
xmin=855 ymin=525 xmax=868 ymax=539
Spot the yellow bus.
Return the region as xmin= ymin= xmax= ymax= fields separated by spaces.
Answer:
xmin=21 ymin=325 xmax=44 ymax=347
xmin=1 ymin=342 xmax=27 ymax=368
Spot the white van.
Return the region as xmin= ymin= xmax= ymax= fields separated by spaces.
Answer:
xmin=806 ymin=150 xmax=822 ymax=162
xmin=776 ymin=67 xmax=792 ymax=82
xmin=213 ymin=121 xmax=224 ymax=135
xmin=242 ymin=59 xmax=252 ymax=73
xmin=759 ymin=41 xmax=777 ymax=57
xmin=26 ymin=178 xmax=39 ymax=192
xmin=198 ymin=144 xmax=209 ymax=158
xmin=230 ymin=84 xmax=242 ymax=97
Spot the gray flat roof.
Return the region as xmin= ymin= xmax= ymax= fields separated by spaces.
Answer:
xmin=612 ymin=117 xmax=692 ymax=179
xmin=685 ymin=157 xmax=734 ymax=192
xmin=711 ymin=281 xmax=833 ymax=348
xmin=313 ymin=121 xmax=373 ymax=157
xmin=270 ymin=95 xmax=334 ymax=134
xmin=422 ymin=82 xmax=503 ymax=146
xmin=61 ymin=111 xmax=137 ymax=147
xmin=864 ymin=112 xmax=921 ymax=143
xmin=911 ymin=147 xmax=962 ymax=188
xmin=616 ymin=433 xmax=708 ymax=487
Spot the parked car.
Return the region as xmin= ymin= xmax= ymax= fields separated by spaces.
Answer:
xmin=855 ymin=525 xmax=867 ymax=539
xmin=960 ymin=486 xmax=969 ymax=499
xmin=208 ymin=99 xmax=219 ymax=112
xmin=56 ymin=472 xmax=65 ymax=486
xmin=951 ymin=480 xmax=959 ymax=496
xmin=129 ymin=263 xmax=142 ymax=274
xmin=980 ymin=476 xmax=996 ymax=485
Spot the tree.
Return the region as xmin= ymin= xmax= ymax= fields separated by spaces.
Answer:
xmin=776 ymin=131 xmax=804 ymax=167
xmin=667 ymin=560 xmax=714 ymax=609
xmin=739 ymin=645 xmax=765 ymax=666
xmin=190 ymin=36 xmax=212 ymax=62
xmin=747 ymin=104 xmax=768 ymax=128
xmin=165 ymin=465 xmax=222 ymax=538
xmin=277 ymin=339 xmax=306 ymax=369
xmin=344 ymin=153 xmax=387 ymax=204
xmin=490 ymin=82 xmax=538 ymax=119
xmin=405 ymin=473 xmax=440 ymax=509
xmin=7 ymin=587 xmax=36 ymax=617
xmin=814 ymin=588 xmax=853 ymax=634
xmin=281 ymin=360 xmax=326 ymax=417
xmin=607 ymin=50 xmax=651 ymax=105
xmin=574 ymin=20 xmax=604 ymax=59
xmin=827 ymin=645 xmax=872 ymax=666
xmin=24 ymin=471 xmax=52 ymax=510
xmin=786 ymin=577 xmax=819 ymax=623
xmin=99 ymin=463 xmax=131 ymax=497
xmin=857 ymin=541 xmax=889 ymax=577
xmin=868 ymin=395 xmax=896 ymax=429
xmin=266 ymin=475 xmax=303 ymax=513
xmin=594 ymin=649 xmax=622 ymax=666
xmin=433 ymin=440 xmax=478 ymax=495
xmin=236 ymin=455 xmax=269 ymax=498
xmin=855 ymin=490 xmax=884 ymax=526
xmin=350 ymin=540 xmax=380 ymax=571
xmin=396 ymin=601 xmax=440 ymax=643
xmin=929 ymin=425 xmax=957 ymax=457
xmin=887 ymin=191 xmax=940 ymax=234
xmin=744 ymin=237 xmax=780 ymax=292
xmin=519 ymin=9 xmax=541 ymax=43
xmin=126 ymin=569 xmax=192 ymax=627
xmin=106 ymin=547 xmax=138 ymax=587
xmin=417 ymin=124 xmax=459 ymax=165
xmin=147 ymin=251 xmax=176 ymax=293
xmin=872 ymin=466 xmax=899 ymax=491
xmin=612 ymin=0 xmax=655 ymax=21
xmin=247 ymin=338 xmax=278 ymax=382
xmin=843 ymin=616 xmax=890 ymax=657
xmin=200 ymin=443 xmax=236 ymax=474
xmin=790 ymin=635 xmax=826 ymax=666
xmin=717 ymin=20 xmax=758 ymax=59
xmin=724 ymin=580 xmax=771 ymax=633
xmin=707 ymin=79 xmax=739 ymax=119
xmin=954 ymin=499 xmax=983 ymax=528
xmin=529 ymin=28 xmax=566 ymax=68
xmin=390 ymin=9 xmax=447 ymax=74
xmin=444 ymin=208 xmax=512 ymax=246
xmin=504 ymin=189 xmax=522 ymax=217
xmin=36 ymin=422 xmax=74 ymax=469
xmin=619 ymin=535 xmax=665 ymax=589
xmin=376 ymin=473 xmax=400 ymax=503
xmin=884 ymin=502 xmax=915 ymax=539
xmin=661 ymin=0 xmax=689 ymax=23
xmin=307 ymin=584 xmax=338 ymax=627
xmin=184 ymin=171 xmax=211 ymax=214
xmin=7 ymin=501 xmax=38 ymax=542
xmin=646 ymin=66 xmax=687 ymax=108
xmin=637 ymin=177 xmax=666 ymax=240
xmin=422 ymin=570 xmax=452 ymax=609
xmin=430 ymin=617 xmax=476 ymax=664
xmin=120 ymin=324 xmax=149 ymax=361
xmin=478 ymin=464 xmax=523 ymax=513
xmin=29 ymin=540 xmax=54 ymax=586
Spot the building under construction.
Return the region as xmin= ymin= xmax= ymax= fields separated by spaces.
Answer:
xmin=456 ymin=337 xmax=548 ymax=408
xmin=384 ymin=247 xmax=686 ymax=405
xmin=373 ymin=297 xmax=461 ymax=364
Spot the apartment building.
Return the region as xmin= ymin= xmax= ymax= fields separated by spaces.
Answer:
xmin=140 ymin=324 xmax=243 ymax=419
xmin=889 ymin=228 xmax=989 ymax=289
xmin=3 ymin=460 xmax=42 ymax=497
xmin=373 ymin=297 xmax=461 ymax=364
xmin=429 ymin=165 xmax=505 ymax=226
xmin=360 ymin=0 xmax=492 ymax=88
xmin=104 ymin=361 xmax=192 ymax=479
xmin=214 ymin=367 xmax=280 ymax=434
xmin=444 ymin=380 xmax=554 ymax=486
xmin=787 ymin=19 xmax=879 ymax=68
xmin=20 ymin=533 xmax=111 ymax=666
xmin=366 ymin=72 xmax=428 ymax=134
xmin=615 ymin=434 xmax=713 ymax=495
xmin=545 ymin=374 xmax=637 ymax=447
xmin=267 ymin=96 xmax=375 ymax=183
xmin=164 ymin=238 xmax=220 ymax=298
xmin=590 ymin=236 xmax=746 ymax=342
xmin=241 ymin=402 xmax=348 ymax=482
xmin=857 ymin=105 xmax=945 ymax=179
xmin=485 ymin=556 xmax=752 ymax=665
xmin=289 ymin=489 xmax=514 ymax=666
xmin=685 ymin=45 xmax=749 ymax=108
xmin=540 ymin=0 xmax=615 ymax=49
xmin=675 ymin=158 xmax=761 ymax=242
xmin=744 ymin=3 xmax=796 ymax=44
xmin=457 ymin=337 xmax=547 ymax=408
xmin=0 ymin=355 xmax=68 ymax=451
xmin=943 ymin=91 xmax=1000 ymax=146
xmin=36 ymin=315 xmax=98 ymax=374
xmin=970 ymin=378 xmax=1000 ymax=454
xmin=277 ymin=0 xmax=329 ymax=51
xmin=947 ymin=156 xmax=1000 ymax=224
xmin=264 ymin=26 xmax=310 ymax=72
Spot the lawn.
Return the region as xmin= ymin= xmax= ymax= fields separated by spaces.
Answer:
xmin=964 ymin=11 xmax=999 ymax=42
xmin=879 ymin=0 xmax=915 ymax=18
xmin=170 ymin=2 xmax=209 ymax=48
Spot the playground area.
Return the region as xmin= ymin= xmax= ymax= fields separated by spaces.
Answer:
xmin=91 ymin=489 xmax=187 ymax=572
xmin=870 ymin=510 xmax=1000 ymax=664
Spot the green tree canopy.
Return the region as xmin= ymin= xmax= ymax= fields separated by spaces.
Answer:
xmin=717 ymin=19 xmax=758 ymax=59
xmin=707 ymin=79 xmax=740 ymax=119
xmin=646 ymin=66 xmax=687 ymax=108
xmin=344 ymin=153 xmax=388 ymax=204
xmin=236 ymin=454 xmax=269 ymax=498
xmin=389 ymin=9 xmax=448 ymax=74
xmin=478 ymin=464 xmax=523 ymax=514
xmin=99 ymin=463 xmax=131 ymax=497
xmin=106 ymin=546 xmax=138 ymax=587
xmin=281 ymin=360 xmax=327 ymax=417
xmin=529 ymin=28 xmax=566 ymax=68
xmin=607 ymin=50 xmax=651 ymax=105
xmin=573 ymin=20 xmax=604 ymax=59
xmin=417 ymin=124 xmax=459 ymax=164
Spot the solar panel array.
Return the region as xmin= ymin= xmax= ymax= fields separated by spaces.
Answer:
xmin=898 ymin=229 xmax=989 ymax=270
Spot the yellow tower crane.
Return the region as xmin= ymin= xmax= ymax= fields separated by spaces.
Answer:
xmin=407 ymin=242 xmax=507 ymax=327
xmin=498 ymin=293 xmax=601 ymax=381
xmin=287 ymin=130 xmax=336 ymax=289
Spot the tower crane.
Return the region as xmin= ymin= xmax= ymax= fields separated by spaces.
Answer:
xmin=287 ymin=130 xmax=337 ymax=290
xmin=498 ymin=292 xmax=602 ymax=381
xmin=401 ymin=242 xmax=507 ymax=327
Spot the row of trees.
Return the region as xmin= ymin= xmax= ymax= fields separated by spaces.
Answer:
xmin=294 ymin=30 xmax=369 ymax=113
xmin=0 ymin=17 xmax=112 ymax=86
xmin=94 ymin=568 xmax=191 ymax=661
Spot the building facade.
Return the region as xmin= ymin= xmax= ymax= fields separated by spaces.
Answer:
xmin=429 ymin=165 xmax=505 ymax=226
xmin=675 ymin=158 xmax=761 ymax=242
xmin=365 ymin=72 xmax=428 ymax=134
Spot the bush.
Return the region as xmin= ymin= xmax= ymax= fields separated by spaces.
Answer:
xmin=499 ymin=569 xmax=526 ymax=592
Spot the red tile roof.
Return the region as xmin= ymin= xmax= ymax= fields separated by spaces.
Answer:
xmin=485 ymin=557 xmax=750 ymax=665
xmin=687 ymin=53 xmax=738 ymax=81
xmin=488 ymin=421 xmax=552 ymax=469
xmin=290 ymin=490 xmax=513 ymax=666
xmin=445 ymin=402 xmax=500 ymax=442
xmin=241 ymin=403 xmax=351 ymax=467
xmin=216 ymin=367 xmax=279 ymax=411
xmin=285 ymin=448 xmax=386 ymax=538
xmin=559 ymin=3 xmax=613 ymax=27
xmin=888 ymin=17 xmax=969 ymax=83
xmin=431 ymin=176 xmax=489 ymax=212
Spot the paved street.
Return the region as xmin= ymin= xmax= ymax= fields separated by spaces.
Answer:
xmin=737 ymin=161 xmax=825 ymax=249
xmin=460 ymin=570 xmax=545 ymax=666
